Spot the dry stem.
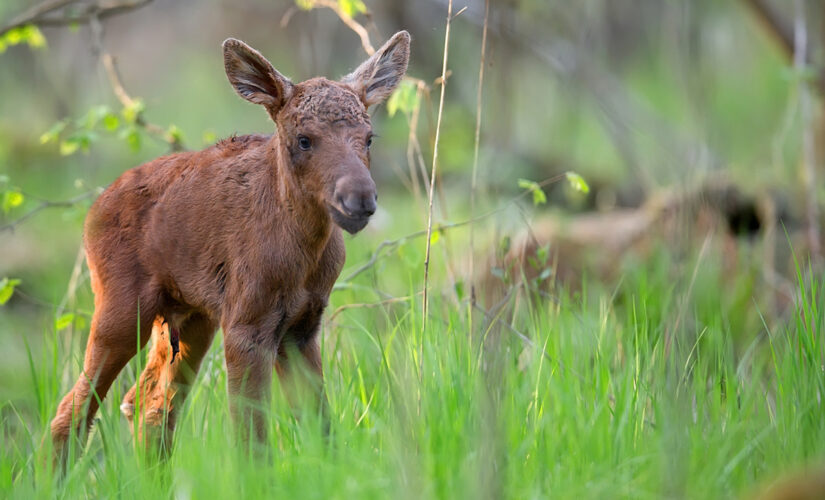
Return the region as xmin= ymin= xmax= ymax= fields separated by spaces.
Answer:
xmin=469 ymin=0 xmax=490 ymax=308
xmin=422 ymin=0 xmax=454 ymax=326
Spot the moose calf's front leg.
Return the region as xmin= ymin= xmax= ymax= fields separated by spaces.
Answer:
xmin=224 ymin=325 xmax=276 ymax=445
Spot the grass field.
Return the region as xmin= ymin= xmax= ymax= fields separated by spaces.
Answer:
xmin=1 ymin=216 xmax=824 ymax=498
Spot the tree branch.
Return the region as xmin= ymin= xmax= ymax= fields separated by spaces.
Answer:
xmin=740 ymin=0 xmax=825 ymax=92
xmin=741 ymin=0 xmax=795 ymax=60
xmin=88 ymin=14 xmax=184 ymax=150
xmin=314 ymin=0 xmax=375 ymax=55
xmin=0 ymin=191 xmax=96 ymax=233
xmin=1 ymin=0 xmax=154 ymax=37
xmin=2 ymin=0 xmax=183 ymax=151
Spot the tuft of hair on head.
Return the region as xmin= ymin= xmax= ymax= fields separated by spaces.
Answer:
xmin=341 ymin=30 xmax=411 ymax=109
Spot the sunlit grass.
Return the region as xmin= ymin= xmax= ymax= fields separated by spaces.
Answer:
xmin=1 ymin=245 xmax=823 ymax=498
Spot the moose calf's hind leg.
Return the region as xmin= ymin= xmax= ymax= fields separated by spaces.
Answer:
xmin=122 ymin=314 xmax=215 ymax=453
xmin=276 ymin=339 xmax=328 ymax=422
xmin=50 ymin=299 xmax=154 ymax=467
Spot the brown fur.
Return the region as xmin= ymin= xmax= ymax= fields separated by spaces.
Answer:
xmin=50 ymin=31 xmax=410 ymax=464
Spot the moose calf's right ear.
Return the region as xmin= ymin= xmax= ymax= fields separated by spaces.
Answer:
xmin=223 ymin=38 xmax=293 ymax=117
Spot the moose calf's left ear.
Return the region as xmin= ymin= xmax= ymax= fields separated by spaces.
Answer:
xmin=342 ymin=30 xmax=411 ymax=108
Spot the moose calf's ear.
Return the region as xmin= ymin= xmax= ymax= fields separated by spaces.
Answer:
xmin=223 ymin=38 xmax=293 ymax=117
xmin=342 ymin=30 xmax=411 ymax=108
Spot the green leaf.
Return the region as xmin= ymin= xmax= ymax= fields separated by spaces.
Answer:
xmin=386 ymin=79 xmax=419 ymax=117
xmin=60 ymin=132 xmax=94 ymax=155
xmin=2 ymin=190 xmax=24 ymax=213
xmin=59 ymin=138 xmax=80 ymax=156
xmin=536 ymin=243 xmax=550 ymax=267
xmin=0 ymin=25 xmax=46 ymax=53
xmin=429 ymin=229 xmax=440 ymax=245
xmin=338 ymin=0 xmax=367 ymax=17
xmin=0 ymin=278 xmax=21 ymax=305
xmin=55 ymin=313 xmax=75 ymax=331
xmin=454 ymin=280 xmax=465 ymax=301
xmin=497 ymin=235 xmax=511 ymax=258
xmin=127 ymin=129 xmax=141 ymax=151
xmin=24 ymin=25 xmax=46 ymax=48
xmin=121 ymin=99 xmax=145 ymax=124
xmin=166 ymin=124 xmax=183 ymax=144
xmin=102 ymin=112 xmax=120 ymax=131
xmin=81 ymin=105 xmax=110 ymax=129
xmin=565 ymin=171 xmax=590 ymax=194
xmin=202 ymin=130 xmax=217 ymax=145
xmin=295 ymin=0 xmax=315 ymax=10
xmin=119 ymin=126 xmax=141 ymax=152
xmin=517 ymin=178 xmax=547 ymax=206
xmin=40 ymin=121 xmax=67 ymax=144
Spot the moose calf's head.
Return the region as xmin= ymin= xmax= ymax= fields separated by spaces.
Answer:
xmin=222 ymin=31 xmax=410 ymax=234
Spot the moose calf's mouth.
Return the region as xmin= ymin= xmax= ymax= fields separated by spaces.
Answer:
xmin=328 ymin=204 xmax=371 ymax=234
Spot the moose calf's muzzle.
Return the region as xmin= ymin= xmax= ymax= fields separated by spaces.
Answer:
xmin=330 ymin=174 xmax=377 ymax=234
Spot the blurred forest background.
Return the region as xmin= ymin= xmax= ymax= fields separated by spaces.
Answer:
xmin=2 ymin=0 xmax=825 ymax=497
xmin=2 ymin=0 xmax=820 ymax=334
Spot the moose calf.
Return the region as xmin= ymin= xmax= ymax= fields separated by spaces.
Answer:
xmin=50 ymin=31 xmax=410 ymax=463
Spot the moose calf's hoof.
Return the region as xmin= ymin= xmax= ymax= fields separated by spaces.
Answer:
xmin=120 ymin=402 xmax=135 ymax=421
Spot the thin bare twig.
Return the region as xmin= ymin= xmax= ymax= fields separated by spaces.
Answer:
xmin=741 ymin=0 xmax=795 ymax=62
xmin=298 ymin=0 xmax=375 ymax=55
xmin=405 ymin=81 xmax=428 ymax=203
xmin=57 ymin=244 xmax=87 ymax=314
xmin=0 ymin=191 xmax=96 ymax=233
xmin=422 ymin=0 xmax=453 ymax=326
xmin=326 ymin=292 xmax=422 ymax=323
xmin=792 ymin=0 xmax=821 ymax=263
xmin=89 ymin=14 xmax=184 ymax=151
xmin=341 ymin=173 xmax=570 ymax=285
xmin=469 ymin=0 xmax=490 ymax=308
xmin=740 ymin=0 xmax=825 ymax=92
xmin=0 ymin=0 xmax=76 ymax=35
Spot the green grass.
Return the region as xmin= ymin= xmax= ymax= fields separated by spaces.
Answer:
xmin=1 ymin=235 xmax=824 ymax=499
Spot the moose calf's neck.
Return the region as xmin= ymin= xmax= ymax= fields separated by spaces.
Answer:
xmin=266 ymin=133 xmax=335 ymax=256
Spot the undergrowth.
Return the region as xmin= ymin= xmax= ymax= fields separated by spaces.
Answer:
xmin=1 ymin=248 xmax=823 ymax=499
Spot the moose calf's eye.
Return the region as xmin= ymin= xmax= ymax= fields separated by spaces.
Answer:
xmin=297 ymin=135 xmax=312 ymax=151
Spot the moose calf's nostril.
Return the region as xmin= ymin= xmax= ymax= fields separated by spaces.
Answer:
xmin=341 ymin=193 xmax=360 ymax=217
xmin=339 ymin=191 xmax=376 ymax=218
xmin=362 ymin=194 xmax=377 ymax=217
